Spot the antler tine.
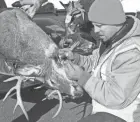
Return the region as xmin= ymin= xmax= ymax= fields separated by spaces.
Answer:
xmin=74 ymin=0 xmax=85 ymax=20
xmin=79 ymin=8 xmax=85 ymax=20
xmin=43 ymin=90 xmax=62 ymax=118
xmin=3 ymin=76 xmax=29 ymax=120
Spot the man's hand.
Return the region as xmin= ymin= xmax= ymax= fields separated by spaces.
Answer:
xmin=64 ymin=61 xmax=84 ymax=81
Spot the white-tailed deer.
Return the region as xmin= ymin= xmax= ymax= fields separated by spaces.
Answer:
xmin=0 ymin=6 xmax=83 ymax=120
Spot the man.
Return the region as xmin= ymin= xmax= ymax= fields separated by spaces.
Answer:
xmin=63 ymin=0 xmax=140 ymax=121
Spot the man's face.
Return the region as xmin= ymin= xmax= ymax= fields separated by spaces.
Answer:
xmin=92 ymin=22 xmax=121 ymax=42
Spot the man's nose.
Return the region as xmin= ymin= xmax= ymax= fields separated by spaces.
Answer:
xmin=94 ymin=25 xmax=100 ymax=33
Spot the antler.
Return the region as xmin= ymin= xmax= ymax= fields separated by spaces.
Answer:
xmin=60 ymin=0 xmax=85 ymax=48
xmin=3 ymin=76 xmax=35 ymax=121
xmin=20 ymin=0 xmax=48 ymax=18
xmin=42 ymin=79 xmax=63 ymax=118
xmin=48 ymin=90 xmax=62 ymax=118
xmin=33 ymin=79 xmax=63 ymax=119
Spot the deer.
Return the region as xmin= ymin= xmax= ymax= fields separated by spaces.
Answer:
xmin=0 ymin=0 xmax=84 ymax=120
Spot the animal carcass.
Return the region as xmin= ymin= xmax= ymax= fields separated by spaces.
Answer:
xmin=0 ymin=8 xmax=83 ymax=120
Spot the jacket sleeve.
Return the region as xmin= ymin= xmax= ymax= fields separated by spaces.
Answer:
xmin=83 ymin=49 xmax=140 ymax=109
xmin=72 ymin=49 xmax=98 ymax=73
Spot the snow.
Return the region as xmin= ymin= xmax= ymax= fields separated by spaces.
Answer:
xmin=121 ymin=0 xmax=140 ymax=12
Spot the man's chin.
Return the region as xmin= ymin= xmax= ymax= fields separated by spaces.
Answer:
xmin=99 ymin=37 xmax=108 ymax=42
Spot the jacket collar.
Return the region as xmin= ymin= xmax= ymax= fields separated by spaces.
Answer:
xmin=99 ymin=16 xmax=134 ymax=56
